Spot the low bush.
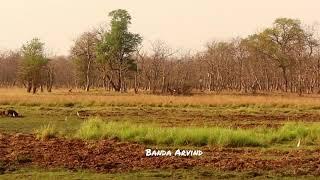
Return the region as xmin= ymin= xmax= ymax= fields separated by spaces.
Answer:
xmin=34 ymin=124 xmax=58 ymax=140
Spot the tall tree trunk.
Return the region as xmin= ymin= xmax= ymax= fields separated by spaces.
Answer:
xmin=161 ymin=76 xmax=166 ymax=93
xmin=47 ymin=68 xmax=54 ymax=93
xmin=281 ymin=67 xmax=288 ymax=92
xmin=115 ymin=69 xmax=122 ymax=92
xmin=103 ymin=74 xmax=107 ymax=90
xmin=134 ymin=73 xmax=138 ymax=94
xmin=85 ymin=60 xmax=91 ymax=92
xmin=27 ymin=81 xmax=32 ymax=93
xmin=107 ymin=74 xmax=119 ymax=91
xmin=32 ymin=82 xmax=37 ymax=94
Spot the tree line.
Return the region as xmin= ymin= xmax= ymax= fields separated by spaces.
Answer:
xmin=1 ymin=9 xmax=320 ymax=95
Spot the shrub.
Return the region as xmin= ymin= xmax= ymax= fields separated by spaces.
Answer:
xmin=35 ymin=124 xmax=58 ymax=140
xmin=76 ymin=117 xmax=105 ymax=140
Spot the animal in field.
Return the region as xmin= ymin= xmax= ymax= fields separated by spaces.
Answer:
xmin=6 ymin=110 xmax=19 ymax=117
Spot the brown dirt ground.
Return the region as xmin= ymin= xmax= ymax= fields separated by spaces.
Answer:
xmin=0 ymin=134 xmax=320 ymax=176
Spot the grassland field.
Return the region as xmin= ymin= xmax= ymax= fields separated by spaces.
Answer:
xmin=1 ymin=88 xmax=320 ymax=179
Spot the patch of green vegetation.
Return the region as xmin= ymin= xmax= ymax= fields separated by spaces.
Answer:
xmin=270 ymin=123 xmax=320 ymax=145
xmin=1 ymin=104 xmax=320 ymax=137
xmin=74 ymin=118 xmax=320 ymax=148
xmin=1 ymin=167 xmax=319 ymax=179
xmin=34 ymin=124 xmax=58 ymax=140
xmin=0 ymin=106 xmax=84 ymax=134
xmin=0 ymin=168 xmax=113 ymax=180
xmin=2 ymin=98 xmax=320 ymax=113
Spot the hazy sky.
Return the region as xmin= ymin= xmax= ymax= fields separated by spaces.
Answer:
xmin=0 ymin=0 xmax=319 ymax=55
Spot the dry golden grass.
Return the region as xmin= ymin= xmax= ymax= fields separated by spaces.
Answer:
xmin=1 ymin=88 xmax=320 ymax=107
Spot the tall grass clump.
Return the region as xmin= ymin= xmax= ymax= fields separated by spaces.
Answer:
xmin=35 ymin=124 xmax=58 ymax=140
xmin=76 ymin=117 xmax=106 ymax=140
xmin=268 ymin=123 xmax=320 ymax=145
xmin=211 ymin=128 xmax=264 ymax=147
xmin=75 ymin=118 xmax=320 ymax=147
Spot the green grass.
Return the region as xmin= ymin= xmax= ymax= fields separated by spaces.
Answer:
xmin=74 ymin=118 xmax=320 ymax=147
xmin=34 ymin=124 xmax=58 ymax=140
xmin=0 ymin=106 xmax=83 ymax=134
xmin=1 ymin=167 xmax=318 ymax=179
xmin=0 ymin=168 xmax=119 ymax=180
xmin=1 ymin=104 xmax=320 ymax=145
xmin=1 ymin=103 xmax=319 ymax=134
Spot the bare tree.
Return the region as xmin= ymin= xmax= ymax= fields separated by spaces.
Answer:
xmin=71 ymin=31 xmax=98 ymax=92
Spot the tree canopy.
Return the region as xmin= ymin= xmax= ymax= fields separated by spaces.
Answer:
xmin=96 ymin=9 xmax=142 ymax=92
xmin=19 ymin=38 xmax=48 ymax=93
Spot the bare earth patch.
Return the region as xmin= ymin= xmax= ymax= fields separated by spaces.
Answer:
xmin=0 ymin=134 xmax=320 ymax=176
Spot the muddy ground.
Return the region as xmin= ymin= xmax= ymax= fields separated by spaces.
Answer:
xmin=0 ymin=134 xmax=319 ymax=177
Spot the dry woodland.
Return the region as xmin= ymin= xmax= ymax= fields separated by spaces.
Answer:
xmin=1 ymin=9 xmax=320 ymax=179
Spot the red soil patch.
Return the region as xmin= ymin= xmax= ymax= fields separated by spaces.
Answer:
xmin=0 ymin=134 xmax=320 ymax=176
